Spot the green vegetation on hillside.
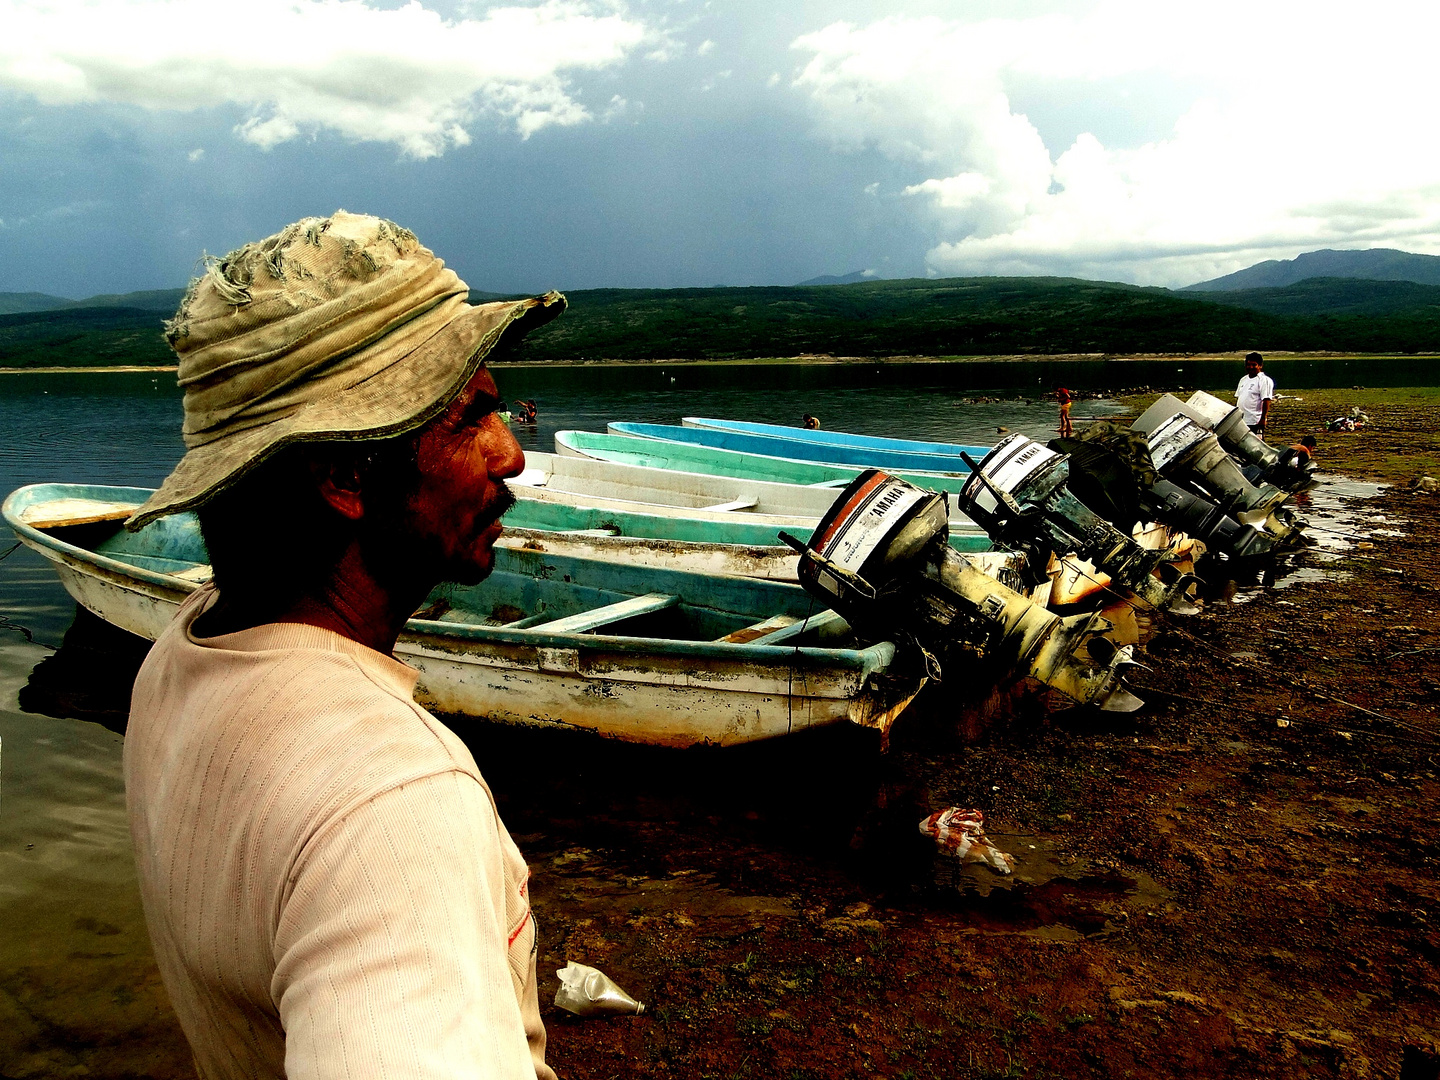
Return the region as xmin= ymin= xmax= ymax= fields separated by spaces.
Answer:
xmin=0 ymin=288 xmax=186 ymax=318
xmin=1192 ymin=277 xmax=1440 ymax=317
xmin=0 ymin=307 xmax=172 ymax=368
xmin=505 ymin=277 xmax=1280 ymax=360
xmin=502 ymin=276 xmax=1440 ymax=361
xmin=8 ymin=275 xmax=1440 ymax=369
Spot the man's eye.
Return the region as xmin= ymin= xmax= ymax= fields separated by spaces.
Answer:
xmin=460 ymin=401 xmax=499 ymax=428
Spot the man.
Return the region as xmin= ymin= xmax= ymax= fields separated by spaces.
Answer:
xmin=1237 ymin=351 xmax=1275 ymax=435
xmin=123 ymin=211 xmax=563 ymax=1080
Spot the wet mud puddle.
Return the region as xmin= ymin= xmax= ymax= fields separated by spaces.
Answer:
xmin=1201 ymin=474 xmax=1393 ymax=605
xmin=927 ymin=832 xmax=1170 ymax=942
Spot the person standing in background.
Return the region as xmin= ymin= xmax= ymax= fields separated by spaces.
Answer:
xmin=1237 ymin=352 xmax=1275 ymax=435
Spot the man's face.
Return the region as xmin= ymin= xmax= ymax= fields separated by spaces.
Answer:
xmin=393 ymin=365 xmax=525 ymax=586
xmin=1244 ymin=357 xmax=1262 ymax=379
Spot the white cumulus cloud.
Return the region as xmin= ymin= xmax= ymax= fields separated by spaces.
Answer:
xmin=0 ymin=0 xmax=651 ymax=158
xmin=792 ymin=2 xmax=1440 ymax=285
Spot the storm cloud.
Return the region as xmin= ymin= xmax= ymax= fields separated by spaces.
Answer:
xmin=2 ymin=0 xmax=1438 ymax=296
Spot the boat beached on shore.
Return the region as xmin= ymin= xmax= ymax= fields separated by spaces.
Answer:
xmin=608 ymin=421 xmax=982 ymax=475
xmin=510 ymin=449 xmax=994 ymax=575
xmin=680 ymin=416 xmax=991 ymax=461
xmin=4 ymin=483 xmax=924 ymax=747
xmin=555 ymin=429 xmax=976 ymax=495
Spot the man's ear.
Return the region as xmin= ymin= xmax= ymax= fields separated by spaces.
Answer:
xmin=309 ymin=458 xmax=366 ymax=521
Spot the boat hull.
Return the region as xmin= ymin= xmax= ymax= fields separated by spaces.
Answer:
xmin=5 ymin=483 xmax=919 ymax=748
xmin=610 ymin=421 xmax=977 ymax=475
xmin=681 ymin=416 xmax=990 ymax=459
xmin=556 ymin=429 xmax=974 ymax=495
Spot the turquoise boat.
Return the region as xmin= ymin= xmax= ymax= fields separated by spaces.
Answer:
xmin=556 ymin=429 xmax=973 ymax=496
xmin=682 ymin=416 xmax=991 ymax=460
xmin=4 ymin=483 xmax=923 ymax=747
xmin=509 ymin=450 xmax=993 ymax=572
xmin=609 ymin=421 xmax=977 ymax=476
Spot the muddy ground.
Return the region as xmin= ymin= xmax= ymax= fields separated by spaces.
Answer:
xmin=500 ymin=387 xmax=1440 ymax=1080
xmin=10 ymin=387 xmax=1440 ymax=1079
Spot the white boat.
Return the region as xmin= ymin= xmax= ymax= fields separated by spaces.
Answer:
xmin=4 ymin=483 xmax=927 ymax=748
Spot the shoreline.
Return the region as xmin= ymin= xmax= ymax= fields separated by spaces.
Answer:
xmin=3 ymin=352 xmax=1439 ymax=375
xmin=0 ymin=364 xmax=179 ymax=375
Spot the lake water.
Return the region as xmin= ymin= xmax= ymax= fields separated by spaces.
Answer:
xmin=0 ymin=358 xmax=1412 ymax=1073
xmin=0 ymin=363 xmax=1137 ymax=638
xmin=0 ymin=362 xmax=1129 ymax=1074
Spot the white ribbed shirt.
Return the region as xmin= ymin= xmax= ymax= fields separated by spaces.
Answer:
xmin=1236 ymin=371 xmax=1275 ymax=426
xmin=125 ymin=586 xmax=555 ymax=1080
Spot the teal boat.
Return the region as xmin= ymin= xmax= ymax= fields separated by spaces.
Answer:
xmin=508 ymin=451 xmax=993 ymax=574
xmin=556 ymin=429 xmax=974 ymax=496
xmin=610 ymin=421 xmax=978 ymax=475
xmin=681 ymin=417 xmax=990 ymax=459
xmin=4 ymin=483 xmax=924 ymax=747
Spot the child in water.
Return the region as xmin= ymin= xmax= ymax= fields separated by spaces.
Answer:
xmin=1055 ymin=387 xmax=1074 ymax=438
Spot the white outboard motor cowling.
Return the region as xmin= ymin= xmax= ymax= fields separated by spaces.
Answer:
xmin=956 ymin=434 xmax=1185 ymax=610
xmin=786 ymin=470 xmax=1142 ymax=712
xmin=1184 ymin=390 xmax=1315 ymax=492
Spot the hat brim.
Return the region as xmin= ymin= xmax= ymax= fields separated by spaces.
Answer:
xmin=125 ymin=292 xmax=563 ymax=531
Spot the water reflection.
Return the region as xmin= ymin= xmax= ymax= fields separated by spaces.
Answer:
xmin=19 ymin=607 xmax=150 ymax=734
xmin=1193 ymin=473 xmax=1388 ymax=606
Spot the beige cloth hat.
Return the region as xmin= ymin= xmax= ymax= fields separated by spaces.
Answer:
xmin=126 ymin=210 xmax=564 ymax=530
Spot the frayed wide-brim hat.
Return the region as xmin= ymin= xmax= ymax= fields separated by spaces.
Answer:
xmin=126 ymin=210 xmax=565 ymax=530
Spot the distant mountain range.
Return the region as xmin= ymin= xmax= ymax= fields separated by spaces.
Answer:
xmin=795 ymin=271 xmax=875 ymax=287
xmin=0 ymin=288 xmax=185 ymax=316
xmin=1184 ymin=248 xmax=1440 ymax=291
xmin=10 ymin=250 xmax=1440 ymax=368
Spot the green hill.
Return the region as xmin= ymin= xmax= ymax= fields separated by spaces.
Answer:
xmin=492 ymin=277 xmax=1284 ymax=361
xmin=8 ymin=275 xmax=1440 ymax=370
xmin=1186 ymin=277 xmax=1440 ymax=318
xmin=0 ymin=292 xmax=73 ymax=316
xmin=496 ymin=276 xmax=1440 ymax=361
xmin=0 ymin=306 xmax=173 ymax=368
xmin=0 ymin=288 xmax=186 ymax=318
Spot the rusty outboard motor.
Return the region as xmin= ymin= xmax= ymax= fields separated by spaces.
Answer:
xmin=782 ymin=470 xmax=1142 ymax=712
xmin=1183 ymin=390 xmax=1316 ymax=492
xmin=954 ymin=434 xmax=1187 ymax=610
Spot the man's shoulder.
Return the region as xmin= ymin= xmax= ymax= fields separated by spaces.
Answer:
xmin=130 ymin=624 xmax=482 ymax=810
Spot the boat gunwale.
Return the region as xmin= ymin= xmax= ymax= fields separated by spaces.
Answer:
xmin=4 ymin=482 xmax=896 ymax=671
xmin=606 ymin=421 xmax=975 ymax=476
xmin=681 ymin=415 xmax=991 ymax=458
xmin=556 ymin=429 xmax=971 ymax=484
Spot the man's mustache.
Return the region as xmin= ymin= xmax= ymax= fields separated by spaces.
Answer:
xmin=487 ymin=483 xmax=518 ymax=526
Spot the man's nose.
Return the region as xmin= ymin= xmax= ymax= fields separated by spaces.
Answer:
xmin=491 ymin=421 xmax=526 ymax=480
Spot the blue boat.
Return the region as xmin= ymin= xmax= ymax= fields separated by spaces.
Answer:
xmin=557 ymin=429 xmax=974 ymax=496
xmin=682 ymin=416 xmax=991 ymax=461
xmin=608 ymin=421 xmax=978 ymax=476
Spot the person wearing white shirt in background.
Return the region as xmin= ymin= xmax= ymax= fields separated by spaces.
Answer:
xmin=1236 ymin=351 xmax=1275 ymax=436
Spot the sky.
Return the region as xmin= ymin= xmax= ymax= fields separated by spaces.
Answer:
xmin=3 ymin=0 xmax=1440 ymax=298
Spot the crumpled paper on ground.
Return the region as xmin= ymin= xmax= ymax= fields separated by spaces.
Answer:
xmin=918 ymin=807 xmax=1015 ymax=874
